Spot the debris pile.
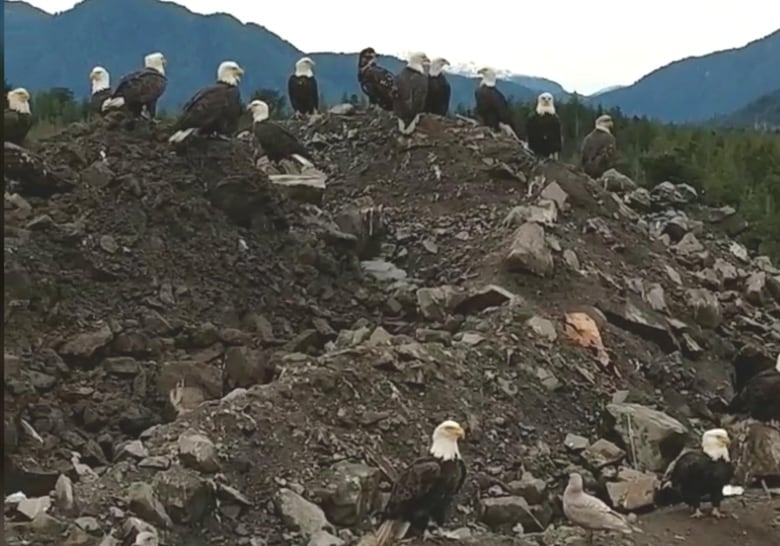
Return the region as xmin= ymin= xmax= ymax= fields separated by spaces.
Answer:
xmin=3 ymin=110 xmax=779 ymax=546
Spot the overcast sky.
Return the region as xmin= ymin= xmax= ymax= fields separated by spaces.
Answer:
xmin=17 ymin=0 xmax=780 ymax=94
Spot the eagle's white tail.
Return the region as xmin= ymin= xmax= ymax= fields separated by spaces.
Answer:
xmin=168 ymin=128 xmax=197 ymax=144
xmin=291 ymin=153 xmax=314 ymax=169
xmin=374 ymin=519 xmax=410 ymax=546
xmin=101 ymin=97 xmax=125 ymax=111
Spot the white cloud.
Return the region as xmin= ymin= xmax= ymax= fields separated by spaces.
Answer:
xmin=16 ymin=0 xmax=780 ymax=94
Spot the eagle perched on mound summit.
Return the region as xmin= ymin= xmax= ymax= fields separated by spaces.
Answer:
xmin=374 ymin=420 xmax=466 ymax=546
xmin=288 ymin=57 xmax=319 ymax=117
xmin=527 ymin=92 xmax=562 ymax=160
xmin=102 ymin=52 xmax=167 ymax=118
xmin=358 ymin=47 xmax=396 ymax=111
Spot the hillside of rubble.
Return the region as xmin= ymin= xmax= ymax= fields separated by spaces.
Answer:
xmin=3 ymin=108 xmax=779 ymax=546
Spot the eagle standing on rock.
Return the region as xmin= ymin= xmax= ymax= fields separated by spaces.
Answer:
xmin=357 ymin=47 xmax=396 ymax=111
xmin=526 ymin=92 xmax=562 ymax=160
xmin=424 ymin=57 xmax=451 ymax=116
xmin=88 ymin=66 xmax=113 ymax=115
xmin=581 ymin=114 xmax=617 ymax=178
xmin=662 ymin=428 xmax=734 ymax=519
xmin=247 ymin=99 xmax=314 ymax=167
xmin=168 ymin=61 xmax=245 ymax=144
xmin=4 ymin=88 xmax=33 ymax=145
xmin=102 ymin=52 xmax=167 ymax=118
xmin=288 ymin=57 xmax=319 ymax=117
xmin=393 ymin=51 xmax=430 ymax=135
xmin=474 ymin=67 xmax=521 ymax=141
xmin=374 ymin=420 xmax=466 ymax=546
xmin=563 ymin=472 xmax=634 ymax=543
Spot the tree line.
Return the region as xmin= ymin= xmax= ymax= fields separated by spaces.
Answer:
xmin=5 ymin=80 xmax=779 ymax=260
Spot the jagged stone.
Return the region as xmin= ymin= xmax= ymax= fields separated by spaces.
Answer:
xmin=274 ymin=488 xmax=333 ymax=537
xmin=582 ymin=438 xmax=626 ymax=469
xmin=315 ymin=461 xmax=380 ymax=526
xmin=127 ymin=482 xmax=173 ymax=529
xmin=152 ymin=466 xmax=215 ymax=524
xmin=685 ymin=288 xmax=722 ymax=329
xmin=505 ymin=222 xmax=554 ymax=277
xmin=177 ymin=432 xmax=220 ymax=473
xmin=606 ymin=468 xmax=659 ymax=511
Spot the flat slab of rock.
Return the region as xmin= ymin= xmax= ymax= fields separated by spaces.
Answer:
xmin=603 ymin=403 xmax=688 ymax=472
xmin=274 ymin=488 xmax=333 ymax=537
xmin=178 ymin=432 xmax=220 ymax=473
xmin=606 ymin=468 xmax=659 ymax=511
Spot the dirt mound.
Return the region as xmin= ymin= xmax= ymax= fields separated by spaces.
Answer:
xmin=4 ymin=110 xmax=779 ymax=546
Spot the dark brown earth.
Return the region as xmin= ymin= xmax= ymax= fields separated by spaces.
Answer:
xmin=3 ymin=108 xmax=779 ymax=546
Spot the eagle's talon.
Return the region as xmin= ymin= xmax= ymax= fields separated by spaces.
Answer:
xmin=711 ymin=508 xmax=727 ymax=519
xmin=690 ymin=508 xmax=705 ymax=519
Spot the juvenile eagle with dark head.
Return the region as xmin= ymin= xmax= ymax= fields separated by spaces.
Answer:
xmin=357 ymin=47 xmax=396 ymax=111
xmin=4 ymin=88 xmax=33 ymax=145
xmin=247 ymin=99 xmax=313 ymax=168
xmin=474 ymin=67 xmax=521 ymax=141
xmin=424 ymin=58 xmax=451 ymax=116
xmin=168 ymin=61 xmax=245 ymax=144
xmin=374 ymin=420 xmax=466 ymax=546
xmin=729 ymin=354 xmax=780 ymax=422
xmin=88 ymin=66 xmax=113 ymax=116
xmin=527 ymin=92 xmax=562 ymax=160
xmin=662 ymin=428 xmax=734 ymax=519
xmin=288 ymin=57 xmax=319 ymax=117
xmin=393 ymin=51 xmax=430 ymax=135
xmin=102 ymin=52 xmax=167 ymax=118
xmin=581 ymin=114 xmax=617 ymax=178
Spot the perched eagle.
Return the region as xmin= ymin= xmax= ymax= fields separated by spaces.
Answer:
xmin=4 ymin=141 xmax=74 ymax=197
xmin=729 ymin=355 xmax=780 ymax=422
xmin=581 ymin=114 xmax=617 ymax=179
xmin=102 ymin=52 xmax=167 ymax=118
xmin=288 ymin=57 xmax=319 ymax=117
xmin=393 ymin=52 xmax=430 ymax=135
xmin=168 ymin=61 xmax=245 ymax=144
xmin=374 ymin=420 xmax=466 ymax=546
xmin=357 ymin=47 xmax=396 ymax=111
xmin=247 ymin=99 xmax=313 ymax=167
xmin=663 ymin=429 xmax=734 ymax=519
xmin=527 ymin=92 xmax=562 ymax=160
xmin=424 ymin=58 xmax=451 ymax=116
xmin=474 ymin=67 xmax=521 ymax=141
xmin=4 ymin=88 xmax=33 ymax=145
xmin=563 ymin=472 xmax=633 ymax=541
xmin=89 ymin=66 xmax=113 ymax=115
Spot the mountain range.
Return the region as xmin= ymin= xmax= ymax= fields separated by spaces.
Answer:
xmin=3 ymin=0 xmax=779 ymax=125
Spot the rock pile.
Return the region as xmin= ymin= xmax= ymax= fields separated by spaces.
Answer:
xmin=3 ymin=109 xmax=779 ymax=546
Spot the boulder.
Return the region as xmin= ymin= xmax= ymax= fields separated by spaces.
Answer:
xmin=274 ymin=488 xmax=333 ymax=537
xmin=504 ymin=222 xmax=554 ymax=277
xmin=685 ymin=288 xmax=722 ymax=329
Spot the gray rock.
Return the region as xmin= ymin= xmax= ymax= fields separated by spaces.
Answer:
xmin=672 ymin=232 xmax=704 ymax=255
xmin=642 ymin=283 xmax=667 ymax=313
xmin=767 ymin=275 xmax=780 ymax=303
xmin=361 ymin=259 xmax=407 ymax=282
xmin=16 ymin=496 xmax=51 ymax=520
xmin=563 ymin=249 xmax=580 ymax=270
xmin=317 ymin=461 xmax=380 ymax=526
xmin=127 ymin=481 xmax=173 ymax=528
xmin=564 ymin=433 xmax=590 ymax=452
xmin=478 ymin=496 xmax=548 ymax=532
xmin=502 ymin=201 xmax=558 ymax=227
xmin=308 ymin=531 xmax=345 ymax=546
xmin=540 ymin=181 xmax=568 ymax=212
xmin=506 ymin=471 xmax=547 ymax=505
xmin=416 ymin=285 xmax=461 ymax=321
xmin=582 ymin=439 xmax=626 ymax=469
xmin=138 ymin=456 xmax=171 ymax=470
xmin=58 ymin=323 xmax=114 ymax=360
xmin=178 ymin=432 xmax=220 ymax=473
xmin=102 ymin=356 xmax=141 ymax=376
xmin=600 ymin=169 xmax=637 ymax=193
xmin=75 ymin=516 xmax=101 ymax=534
xmin=744 ymin=272 xmax=768 ymax=306
xmin=685 ymin=288 xmax=722 ymax=329
xmin=54 ymin=473 xmax=75 ymax=512
xmin=605 ymin=468 xmax=659 ymax=511
xmin=603 ymin=403 xmax=688 ymax=472
xmin=274 ymin=488 xmax=333 ymax=537
xmin=526 ymin=316 xmax=557 ymax=342
xmin=118 ymin=440 xmax=149 ymax=460
xmin=733 ymin=422 xmax=780 ymax=482
xmin=505 ymin=222 xmax=554 ymax=277
xmin=153 ymin=466 xmax=215 ymax=525
xmin=624 ymin=188 xmax=652 ymax=211
xmin=454 ymin=284 xmax=518 ymax=315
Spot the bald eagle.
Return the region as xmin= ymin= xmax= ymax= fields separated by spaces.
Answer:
xmin=527 ymin=92 xmax=562 ymax=160
xmin=4 ymin=142 xmax=73 ymax=197
xmin=581 ymin=115 xmax=617 ymax=179
xmin=102 ymin=52 xmax=167 ymax=118
xmin=247 ymin=100 xmax=313 ymax=167
xmin=474 ymin=67 xmax=521 ymax=141
xmin=4 ymin=88 xmax=32 ymax=145
xmin=425 ymin=58 xmax=451 ymax=116
xmin=358 ymin=47 xmax=396 ymax=111
xmin=374 ymin=420 xmax=466 ymax=546
xmin=288 ymin=57 xmax=319 ymax=117
xmin=168 ymin=61 xmax=245 ymax=144
xmin=729 ymin=355 xmax=780 ymax=422
xmin=662 ymin=429 xmax=734 ymax=519
xmin=393 ymin=52 xmax=430 ymax=135
xmin=88 ymin=66 xmax=113 ymax=116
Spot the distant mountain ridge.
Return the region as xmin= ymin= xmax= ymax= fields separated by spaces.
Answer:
xmin=713 ymin=88 xmax=780 ymax=130
xmin=594 ymin=29 xmax=780 ymax=123
xmin=2 ymin=0 xmax=552 ymax=110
